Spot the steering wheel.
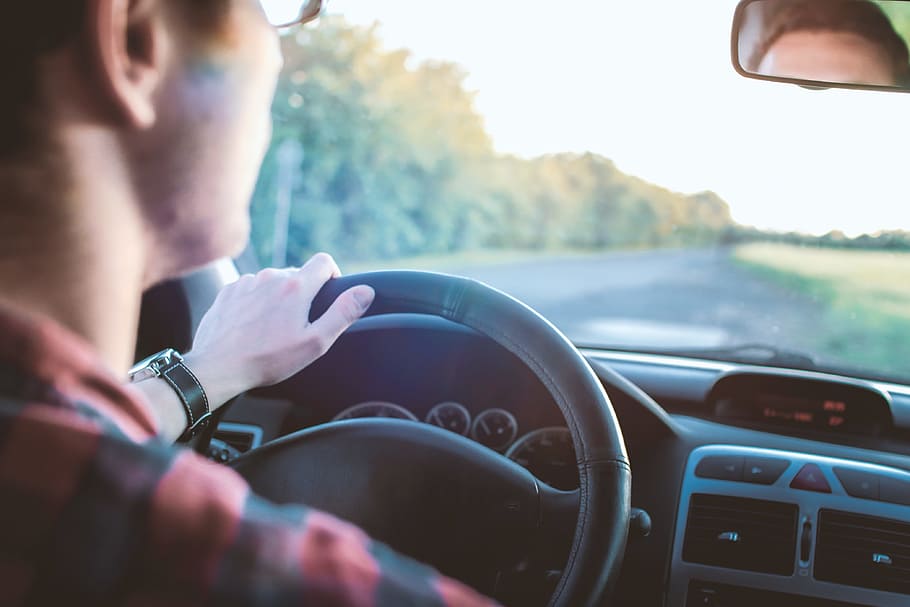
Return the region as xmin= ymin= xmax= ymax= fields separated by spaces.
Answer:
xmin=229 ymin=271 xmax=631 ymax=606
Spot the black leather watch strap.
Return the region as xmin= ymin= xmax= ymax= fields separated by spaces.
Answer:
xmin=160 ymin=360 xmax=211 ymax=441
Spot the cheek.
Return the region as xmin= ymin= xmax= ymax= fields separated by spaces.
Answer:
xmin=140 ymin=21 xmax=281 ymax=267
xmin=135 ymin=75 xmax=260 ymax=268
xmin=190 ymin=12 xmax=283 ymax=111
xmin=178 ymin=55 xmax=273 ymax=175
xmin=182 ymin=6 xmax=282 ymax=144
xmin=184 ymin=35 xmax=280 ymax=164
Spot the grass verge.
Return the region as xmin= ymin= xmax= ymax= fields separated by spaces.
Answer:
xmin=733 ymin=243 xmax=910 ymax=381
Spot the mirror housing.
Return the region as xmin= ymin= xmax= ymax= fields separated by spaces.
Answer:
xmin=732 ymin=0 xmax=910 ymax=92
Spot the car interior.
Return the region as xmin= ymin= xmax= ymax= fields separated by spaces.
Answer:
xmin=136 ymin=1 xmax=910 ymax=606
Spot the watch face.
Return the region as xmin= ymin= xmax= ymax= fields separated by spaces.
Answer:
xmin=129 ymin=349 xmax=181 ymax=381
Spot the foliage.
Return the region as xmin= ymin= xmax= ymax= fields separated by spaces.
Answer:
xmin=877 ymin=1 xmax=910 ymax=44
xmin=249 ymin=18 xmax=734 ymax=266
xmin=722 ymin=225 xmax=910 ymax=251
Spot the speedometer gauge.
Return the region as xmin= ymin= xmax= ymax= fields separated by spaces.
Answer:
xmin=332 ymin=401 xmax=417 ymax=422
xmin=506 ymin=427 xmax=578 ymax=490
xmin=471 ymin=408 xmax=518 ymax=450
xmin=426 ymin=402 xmax=471 ymax=436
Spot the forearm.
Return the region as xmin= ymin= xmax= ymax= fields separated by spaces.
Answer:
xmin=131 ymin=353 xmax=249 ymax=443
xmin=131 ymin=257 xmax=375 ymax=443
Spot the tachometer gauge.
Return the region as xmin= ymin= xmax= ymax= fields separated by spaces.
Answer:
xmin=506 ymin=427 xmax=578 ymax=490
xmin=471 ymin=408 xmax=518 ymax=451
xmin=332 ymin=401 xmax=417 ymax=422
xmin=426 ymin=401 xmax=472 ymax=436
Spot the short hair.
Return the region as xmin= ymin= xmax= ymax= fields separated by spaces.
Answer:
xmin=0 ymin=5 xmax=87 ymax=156
xmin=746 ymin=0 xmax=910 ymax=82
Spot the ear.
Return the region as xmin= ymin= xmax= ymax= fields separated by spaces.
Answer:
xmin=84 ymin=0 xmax=166 ymax=129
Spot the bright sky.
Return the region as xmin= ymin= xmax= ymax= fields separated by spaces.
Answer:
xmin=296 ymin=0 xmax=908 ymax=235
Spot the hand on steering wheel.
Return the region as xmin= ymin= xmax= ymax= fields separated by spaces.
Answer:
xmin=185 ymin=253 xmax=374 ymax=412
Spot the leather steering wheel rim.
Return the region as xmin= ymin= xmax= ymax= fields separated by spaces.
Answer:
xmin=308 ymin=271 xmax=631 ymax=606
xmin=233 ymin=270 xmax=631 ymax=606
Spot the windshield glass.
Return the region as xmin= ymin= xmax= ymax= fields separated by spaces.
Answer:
xmin=249 ymin=0 xmax=910 ymax=385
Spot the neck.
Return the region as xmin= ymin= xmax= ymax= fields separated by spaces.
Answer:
xmin=0 ymin=127 xmax=148 ymax=377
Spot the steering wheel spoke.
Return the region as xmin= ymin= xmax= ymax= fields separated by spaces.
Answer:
xmin=537 ymin=485 xmax=581 ymax=564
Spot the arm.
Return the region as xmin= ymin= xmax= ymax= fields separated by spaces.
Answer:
xmin=4 ymin=399 xmax=496 ymax=606
xmin=132 ymin=253 xmax=375 ymax=443
xmin=140 ymin=452 xmax=497 ymax=606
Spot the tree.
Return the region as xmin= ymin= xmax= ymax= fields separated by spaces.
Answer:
xmin=249 ymin=18 xmax=737 ymax=266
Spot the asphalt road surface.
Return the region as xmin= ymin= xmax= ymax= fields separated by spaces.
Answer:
xmin=442 ymin=248 xmax=826 ymax=353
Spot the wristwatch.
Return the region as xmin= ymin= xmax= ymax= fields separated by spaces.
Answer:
xmin=130 ymin=349 xmax=211 ymax=441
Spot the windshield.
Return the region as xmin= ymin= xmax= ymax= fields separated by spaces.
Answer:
xmin=249 ymin=0 xmax=910 ymax=385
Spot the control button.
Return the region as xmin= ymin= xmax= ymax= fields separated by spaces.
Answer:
xmin=834 ymin=467 xmax=880 ymax=500
xmin=880 ymin=477 xmax=910 ymax=506
xmin=744 ymin=457 xmax=790 ymax=485
xmin=790 ymin=463 xmax=831 ymax=493
xmin=630 ymin=507 xmax=652 ymax=538
xmin=695 ymin=455 xmax=744 ymax=481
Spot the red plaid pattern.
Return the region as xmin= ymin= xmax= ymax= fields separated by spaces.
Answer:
xmin=0 ymin=303 xmax=497 ymax=607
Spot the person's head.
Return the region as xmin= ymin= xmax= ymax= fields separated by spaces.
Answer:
xmin=0 ymin=1 xmax=305 ymax=285
xmin=745 ymin=0 xmax=910 ymax=86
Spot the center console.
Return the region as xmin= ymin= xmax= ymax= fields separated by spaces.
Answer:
xmin=669 ymin=445 xmax=910 ymax=607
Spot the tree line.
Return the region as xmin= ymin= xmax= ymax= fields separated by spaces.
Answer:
xmin=722 ymin=227 xmax=910 ymax=251
xmin=248 ymin=18 xmax=734 ymax=266
xmin=248 ymin=18 xmax=906 ymax=268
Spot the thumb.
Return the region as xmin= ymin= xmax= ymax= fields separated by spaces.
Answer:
xmin=310 ymin=285 xmax=376 ymax=348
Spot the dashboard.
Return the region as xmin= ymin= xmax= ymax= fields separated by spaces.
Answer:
xmin=214 ymin=313 xmax=910 ymax=607
xmin=229 ymin=314 xmax=582 ymax=494
xmin=327 ymin=399 xmax=576 ymax=489
xmin=597 ymin=352 xmax=910 ymax=607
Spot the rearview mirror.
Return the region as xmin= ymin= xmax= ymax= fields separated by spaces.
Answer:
xmin=732 ymin=0 xmax=910 ymax=92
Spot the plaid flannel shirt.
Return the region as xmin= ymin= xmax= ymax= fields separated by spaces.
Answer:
xmin=0 ymin=303 xmax=496 ymax=607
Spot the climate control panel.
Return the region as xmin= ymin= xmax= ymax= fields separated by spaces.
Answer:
xmin=669 ymin=445 xmax=910 ymax=607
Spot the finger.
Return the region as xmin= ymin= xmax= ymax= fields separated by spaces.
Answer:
xmin=307 ymin=285 xmax=375 ymax=357
xmin=296 ymin=252 xmax=343 ymax=303
xmin=303 ymin=252 xmax=341 ymax=276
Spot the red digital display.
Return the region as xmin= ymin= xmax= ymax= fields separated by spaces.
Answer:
xmin=720 ymin=392 xmax=853 ymax=431
xmin=709 ymin=373 xmax=890 ymax=437
xmin=758 ymin=395 xmax=848 ymax=429
xmin=824 ymin=400 xmax=847 ymax=413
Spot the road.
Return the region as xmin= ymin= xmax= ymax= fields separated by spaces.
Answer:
xmin=440 ymin=248 xmax=826 ymax=352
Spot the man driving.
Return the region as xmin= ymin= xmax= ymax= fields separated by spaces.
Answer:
xmin=0 ymin=0 xmax=495 ymax=604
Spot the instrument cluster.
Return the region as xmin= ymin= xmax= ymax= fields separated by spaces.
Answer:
xmin=332 ymin=400 xmax=577 ymax=490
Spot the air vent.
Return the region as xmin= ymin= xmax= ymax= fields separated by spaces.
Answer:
xmin=214 ymin=423 xmax=263 ymax=454
xmin=215 ymin=430 xmax=254 ymax=453
xmin=683 ymin=493 xmax=798 ymax=575
xmin=816 ymin=509 xmax=910 ymax=595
